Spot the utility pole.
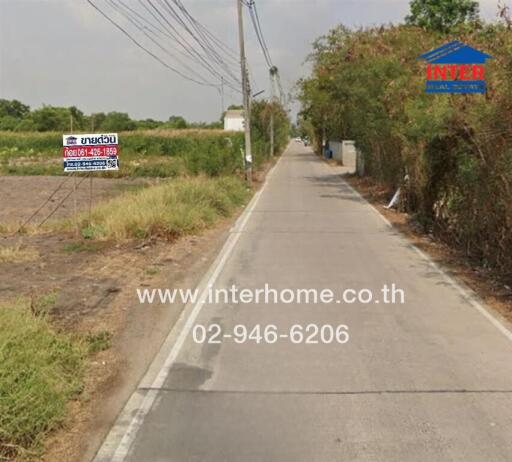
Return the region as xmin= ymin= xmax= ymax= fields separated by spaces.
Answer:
xmin=220 ymin=77 xmax=225 ymax=115
xmin=269 ymin=66 xmax=278 ymax=157
xmin=237 ymin=0 xmax=252 ymax=183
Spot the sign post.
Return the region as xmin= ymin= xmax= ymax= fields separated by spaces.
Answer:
xmin=62 ymin=133 xmax=120 ymax=228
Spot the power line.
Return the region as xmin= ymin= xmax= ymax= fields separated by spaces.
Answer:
xmin=106 ymin=0 xmax=216 ymax=86
xmin=146 ymin=0 xmax=240 ymax=88
xmin=246 ymin=0 xmax=273 ymax=68
xmin=113 ymin=0 xmax=241 ymax=92
xmin=86 ymin=0 xmax=242 ymax=92
xmin=171 ymin=0 xmax=240 ymax=64
xmin=134 ymin=0 xmax=238 ymax=89
xmin=86 ymin=0 xmax=221 ymax=88
xmin=158 ymin=0 xmax=242 ymax=86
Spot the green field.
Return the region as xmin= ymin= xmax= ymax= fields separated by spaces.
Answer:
xmin=0 ymin=125 xmax=289 ymax=178
xmin=0 ymin=130 xmax=249 ymax=177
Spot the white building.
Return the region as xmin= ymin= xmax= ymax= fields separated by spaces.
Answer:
xmin=223 ymin=109 xmax=245 ymax=132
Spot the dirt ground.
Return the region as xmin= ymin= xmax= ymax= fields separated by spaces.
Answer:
xmin=344 ymin=174 xmax=512 ymax=325
xmin=0 ymin=167 xmax=272 ymax=462
xmin=0 ymin=175 xmax=146 ymax=225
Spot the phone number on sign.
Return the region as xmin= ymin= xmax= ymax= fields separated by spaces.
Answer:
xmin=192 ymin=324 xmax=350 ymax=344
xmin=62 ymin=145 xmax=118 ymax=158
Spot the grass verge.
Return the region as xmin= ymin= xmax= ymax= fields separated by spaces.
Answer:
xmin=79 ymin=175 xmax=251 ymax=241
xmin=0 ymin=298 xmax=85 ymax=460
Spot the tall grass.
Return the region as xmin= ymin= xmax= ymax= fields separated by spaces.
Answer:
xmin=81 ymin=175 xmax=250 ymax=240
xmin=0 ymin=298 xmax=84 ymax=459
xmin=0 ymin=130 xmax=252 ymax=178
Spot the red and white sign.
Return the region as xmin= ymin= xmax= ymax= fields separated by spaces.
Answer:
xmin=62 ymin=133 xmax=119 ymax=172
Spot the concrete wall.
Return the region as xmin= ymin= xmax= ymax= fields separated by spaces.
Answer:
xmin=224 ymin=117 xmax=245 ymax=132
xmin=330 ymin=141 xmax=343 ymax=162
xmin=342 ymin=140 xmax=357 ymax=174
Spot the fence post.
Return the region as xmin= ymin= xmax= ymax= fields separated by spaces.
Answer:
xmin=356 ymin=149 xmax=365 ymax=176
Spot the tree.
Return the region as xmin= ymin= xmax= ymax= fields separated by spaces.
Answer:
xmin=406 ymin=0 xmax=479 ymax=32
xmin=69 ymin=106 xmax=84 ymax=129
xmin=250 ymin=99 xmax=290 ymax=155
xmin=31 ymin=106 xmax=72 ymax=131
xmin=89 ymin=112 xmax=106 ymax=131
xmin=137 ymin=118 xmax=162 ymax=130
xmin=0 ymin=116 xmax=20 ymax=130
xmin=166 ymin=115 xmax=188 ymax=129
xmin=100 ymin=112 xmax=137 ymax=131
xmin=0 ymin=99 xmax=30 ymax=119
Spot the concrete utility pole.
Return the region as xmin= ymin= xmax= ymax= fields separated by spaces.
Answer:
xmin=220 ymin=77 xmax=225 ymax=115
xmin=269 ymin=66 xmax=278 ymax=157
xmin=237 ymin=0 xmax=252 ymax=183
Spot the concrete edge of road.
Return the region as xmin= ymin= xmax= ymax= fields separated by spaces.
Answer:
xmin=335 ymin=166 xmax=512 ymax=344
xmin=92 ymin=150 xmax=285 ymax=462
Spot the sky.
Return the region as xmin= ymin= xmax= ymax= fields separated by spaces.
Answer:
xmin=0 ymin=0 xmax=503 ymax=123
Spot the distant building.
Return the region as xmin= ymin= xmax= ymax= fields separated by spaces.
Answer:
xmin=223 ymin=109 xmax=245 ymax=132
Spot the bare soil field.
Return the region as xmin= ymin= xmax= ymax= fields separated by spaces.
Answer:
xmin=0 ymin=175 xmax=145 ymax=225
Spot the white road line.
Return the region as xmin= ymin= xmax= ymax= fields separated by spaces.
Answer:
xmin=339 ymin=168 xmax=512 ymax=345
xmin=93 ymin=151 xmax=284 ymax=462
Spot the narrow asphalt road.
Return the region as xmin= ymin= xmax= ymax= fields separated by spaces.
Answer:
xmin=97 ymin=142 xmax=512 ymax=461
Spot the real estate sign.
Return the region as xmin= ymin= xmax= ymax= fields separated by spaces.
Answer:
xmin=62 ymin=133 xmax=119 ymax=172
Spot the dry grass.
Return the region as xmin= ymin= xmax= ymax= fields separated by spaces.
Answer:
xmin=0 ymin=243 xmax=39 ymax=263
xmin=129 ymin=128 xmax=234 ymax=137
xmin=80 ymin=175 xmax=250 ymax=241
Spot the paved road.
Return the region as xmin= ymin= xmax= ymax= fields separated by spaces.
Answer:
xmin=97 ymin=142 xmax=512 ymax=461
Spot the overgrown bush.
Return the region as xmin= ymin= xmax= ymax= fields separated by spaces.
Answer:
xmin=299 ymin=24 xmax=512 ymax=280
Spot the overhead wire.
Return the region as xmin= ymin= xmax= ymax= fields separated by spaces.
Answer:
xmin=246 ymin=0 xmax=273 ymax=68
xmin=86 ymin=0 xmax=221 ymax=88
xmin=106 ymin=0 xmax=215 ymax=86
xmin=135 ymin=0 xmax=238 ymax=89
xmin=146 ymin=0 xmax=240 ymax=89
xmin=158 ymin=0 xmax=242 ymax=86
xmin=170 ymin=0 xmax=240 ymax=64
xmin=86 ymin=0 xmax=242 ymax=92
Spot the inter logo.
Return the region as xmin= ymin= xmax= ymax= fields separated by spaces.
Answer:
xmin=420 ymin=41 xmax=492 ymax=94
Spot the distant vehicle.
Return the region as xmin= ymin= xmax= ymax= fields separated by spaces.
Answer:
xmin=294 ymin=137 xmax=302 ymax=142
